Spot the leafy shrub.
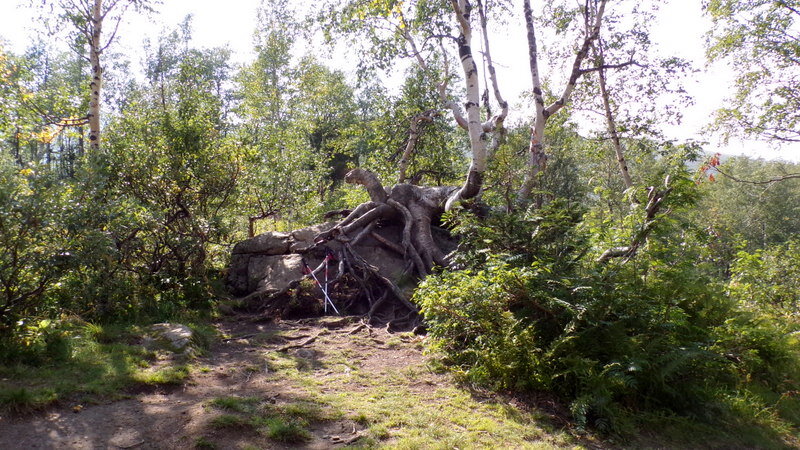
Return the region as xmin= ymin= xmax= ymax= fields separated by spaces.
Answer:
xmin=0 ymin=157 xmax=68 ymax=336
xmin=729 ymin=239 xmax=800 ymax=327
xmin=418 ymin=203 xmax=799 ymax=433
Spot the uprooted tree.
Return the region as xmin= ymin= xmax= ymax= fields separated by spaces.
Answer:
xmin=229 ymin=0 xmax=682 ymax=327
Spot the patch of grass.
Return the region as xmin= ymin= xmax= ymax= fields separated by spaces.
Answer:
xmin=206 ymin=395 xmax=319 ymax=444
xmin=280 ymin=400 xmax=326 ymax=421
xmin=133 ymin=365 xmax=189 ymax=385
xmin=259 ymin=333 xmax=574 ymax=448
xmin=0 ymin=321 xmax=195 ymax=413
xmin=257 ymin=416 xmax=310 ymax=443
xmin=0 ymin=387 xmax=57 ymax=413
xmin=194 ymin=436 xmax=217 ymax=449
xmin=385 ymin=336 xmax=403 ymax=348
xmin=353 ymin=411 xmax=370 ymax=425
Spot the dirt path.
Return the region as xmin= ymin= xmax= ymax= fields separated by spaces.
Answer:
xmin=0 ymin=316 xmax=578 ymax=449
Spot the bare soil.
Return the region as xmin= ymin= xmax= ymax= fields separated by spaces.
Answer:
xmin=0 ymin=316 xmax=459 ymax=449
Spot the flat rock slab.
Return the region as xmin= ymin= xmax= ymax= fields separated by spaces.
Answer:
xmin=231 ymin=232 xmax=291 ymax=255
xmin=142 ymin=323 xmax=195 ymax=353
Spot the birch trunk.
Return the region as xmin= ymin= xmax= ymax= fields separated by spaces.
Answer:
xmin=88 ymin=0 xmax=103 ymax=152
xmin=445 ymin=0 xmax=487 ymax=210
xmin=517 ymin=0 xmax=607 ymax=204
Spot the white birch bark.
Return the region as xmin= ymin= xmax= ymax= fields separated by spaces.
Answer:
xmin=517 ymin=0 xmax=608 ymax=203
xmin=596 ymin=49 xmax=634 ymax=190
xmin=445 ymin=0 xmax=487 ymax=210
xmin=87 ymin=0 xmax=103 ymax=152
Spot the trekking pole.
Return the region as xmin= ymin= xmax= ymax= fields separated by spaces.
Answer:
xmin=301 ymin=258 xmax=340 ymax=315
xmin=322 ymin=247 xmax=338 ymax=314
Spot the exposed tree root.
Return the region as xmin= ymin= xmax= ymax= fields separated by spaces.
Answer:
xmin=278 ymin=332 xmax=321 ymax=352
xmin=303 ymin=168 xmax=461 ymax=329
xmin=232 ymin=168 xmax=462 ymax=331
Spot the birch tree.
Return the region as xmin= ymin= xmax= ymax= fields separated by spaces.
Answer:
xmin=36 ymin=0 xmax=153 ymax=152
xmin=516 ymin=0 xmax=608 ymax=202
xmin=583 ymin=2 xmax=691 ymax=194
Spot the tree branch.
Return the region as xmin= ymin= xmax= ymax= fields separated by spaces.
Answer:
xmin=544 ymin=0 xmax=607 ymax=118
xmin=713 ymin=166 xmax=800 ymax=185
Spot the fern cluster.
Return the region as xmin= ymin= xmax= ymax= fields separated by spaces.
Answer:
xmin=416 ymin=202 xmax=799 ymax=433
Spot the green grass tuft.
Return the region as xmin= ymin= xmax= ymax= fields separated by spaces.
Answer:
xmin=193 ymin=436 xmax=217 ymax=449
xmin=259 ymin=416 xmax=310 ymax=443
xmin=0 ymin=387 xmax=57 ymax=413
xmin=133 ymin=365 xmax=189 ymax=385
xmin=280 ymin=400 xmax=325 ymax=421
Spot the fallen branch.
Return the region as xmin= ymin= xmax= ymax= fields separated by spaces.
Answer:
xmin=278 ymin=332 xmax=321 ymax=352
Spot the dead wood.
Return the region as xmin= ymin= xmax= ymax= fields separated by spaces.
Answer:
xmin=278 ymin=332 xmax=322 ymax=352
xmin=230 ymin=168 xmax=465 ymax=330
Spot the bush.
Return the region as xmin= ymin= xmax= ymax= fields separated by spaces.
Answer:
xmin=729 ymin=239 xmax=800 ymax=327
xmin=417 ymin=204 xmax=799 ymax=433
xmin=0 ymin=157 xmax=70 ymax=338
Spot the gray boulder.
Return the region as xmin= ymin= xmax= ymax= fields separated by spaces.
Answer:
xmin=142 ymin=323 xmax=195 ymax=354
xmin=227 ymin=222 xmax=435 ymax=299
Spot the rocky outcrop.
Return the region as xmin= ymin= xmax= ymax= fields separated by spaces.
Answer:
xmin=227 ymin=222 xmax=454 ymax=300
xmin=228 ymin=223 xmax=333 ymax=297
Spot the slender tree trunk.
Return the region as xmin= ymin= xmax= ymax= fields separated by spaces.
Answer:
xmin=596 ymin=45 xmax=633 ymax=190
xmin=397 ymin=111 xmax=435 ymax=184
xmin=13 ymin=126 xmax=22 ymax=165
xmin=517 ymin=0 xmax=549 ymax=204
xmin=445 ymin=0 xmax=487 ymax=210
xmin=517 ymin=0 xmax=607 ymax=205
xmin=78 ymin=125 xmax=84 ymax=157
xmin=88 ymin=0 xmax=103 ymax=152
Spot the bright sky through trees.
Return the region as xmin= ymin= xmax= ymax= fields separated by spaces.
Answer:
xmin=1 ymin=0 xmax=798 ymax=162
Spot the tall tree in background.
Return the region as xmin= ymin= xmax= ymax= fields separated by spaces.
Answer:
xmin=583 ymin=2 xmax=692 ymax=195
xmin=36 ymin=0 xmax=153 ymax=152
xmin=516 ymin=0 xmax=607 ymax=202
xmin=706 ymin=0 xmax=800 ymax=144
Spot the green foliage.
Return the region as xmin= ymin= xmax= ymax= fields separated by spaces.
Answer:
xmin=0 ymin=156 xmax=70 ymax=336
xmin=697 ymin=157 xmax=800 ymax=251
xmin=729 ymin=239 xmax=800 ymax=328
xmin=706 ymin=0 xmax=800 ymax=142
xmin=355 ymin=67 xmax=466 ymax=187
xmin=418 ymin=201 xmax=799 ymax=434
xmin=0 ymin=42 xmax=88 ymax=175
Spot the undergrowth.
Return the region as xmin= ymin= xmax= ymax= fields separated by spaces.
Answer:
xmin=0 ymin=317 xmax=210 ymax=413
xmin=416 ymin=200 xmax=800 ymax=442
xmin=206 ymin=395 xmax=316 ymax=443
